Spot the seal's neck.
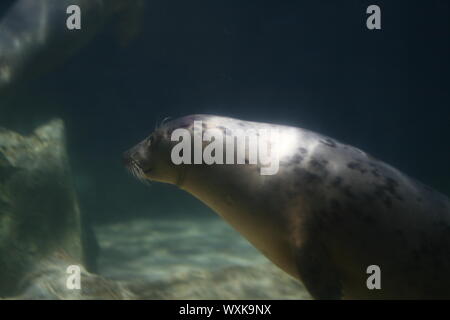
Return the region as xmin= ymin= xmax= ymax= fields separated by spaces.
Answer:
xmin=174 ymin=165 xmax=188 ymax=188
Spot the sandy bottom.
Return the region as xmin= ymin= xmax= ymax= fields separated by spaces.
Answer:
xmin=95 ymin=216 xmax=311 ymax=299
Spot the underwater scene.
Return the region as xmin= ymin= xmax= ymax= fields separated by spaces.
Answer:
xmin=0 ymin=0 xmax=449 ymax=301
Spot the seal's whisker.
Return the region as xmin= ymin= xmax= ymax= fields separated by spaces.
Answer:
xmin=124 ymin=159 xmax=150 ymax=186
xmin=130 ymin=162 xmax=151 ymax=186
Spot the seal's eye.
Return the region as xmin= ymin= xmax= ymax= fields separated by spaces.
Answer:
xmin=147 ymin=134 xmax=159 ymax=148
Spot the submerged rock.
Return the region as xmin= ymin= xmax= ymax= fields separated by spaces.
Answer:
xmin=11 ymin=258 xmax=135 ymax=300
xmin=0 ymin=119 xmax=108 ymax=298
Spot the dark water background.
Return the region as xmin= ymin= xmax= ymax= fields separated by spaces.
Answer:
xmin=0 ymin=0 xmax=449 ymax=224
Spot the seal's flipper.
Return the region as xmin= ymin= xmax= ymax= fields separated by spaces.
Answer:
xmin=295 ymin=241 xmax=342 ymax=300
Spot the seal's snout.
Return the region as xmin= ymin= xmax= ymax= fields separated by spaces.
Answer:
xmin=122 ymin=147 xmax=141 ymax=172
xmin=122 ymin=142 xmax=151 ymax=183
xmin=122 ymin=150 xmax=133 ymax=167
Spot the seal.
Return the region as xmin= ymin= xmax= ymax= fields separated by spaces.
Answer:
xmin=123 ymin=114 xmax=450 ymax=299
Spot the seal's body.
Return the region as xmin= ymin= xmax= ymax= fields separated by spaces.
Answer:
xmin=124 ymin=114 xmax=450 ymax=299
xmin=0 ymin=0 xmax=144 ymax=88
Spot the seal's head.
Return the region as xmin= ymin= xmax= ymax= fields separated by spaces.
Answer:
xmin=123 ymin=118 xmax=192 ymax=185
